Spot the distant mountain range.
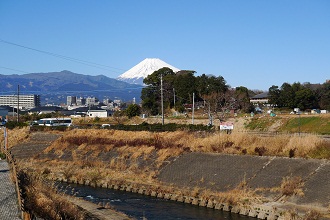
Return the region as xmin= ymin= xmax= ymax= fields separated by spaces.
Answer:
xmin=0 ymin=70 xmax=142 ymax=105
xmin=117 ymin=58 xmax=180 ymax=85
xmin=0 ymin=58 xmax=180 ymax=105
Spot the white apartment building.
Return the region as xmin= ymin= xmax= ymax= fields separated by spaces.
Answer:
xmin=0 ymin=94 xmax=40 ymax=109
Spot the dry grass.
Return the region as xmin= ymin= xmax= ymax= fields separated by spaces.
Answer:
xmin=280 ymin=176 xmax=305 ymax=197
xmin=270 ymin=175 xmax=305 ymax=199
xmin=0 ymin=127 xmax=30 ymax=149
xmin=303 ymin=210 xmax=322 ymax=220
xmin=18 ymin=170 xmax=85 ymax=219
xmin=282 ymin=209 xmax=323 ymax=220
xmin=45 ymin=129 xmax=329 ymax=159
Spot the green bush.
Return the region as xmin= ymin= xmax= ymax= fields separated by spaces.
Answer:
xmin=5 ymin=121 xmax=28 ymax=129
xmin=0 ymin=152 xmax=6 ymax=159
xmin=109 ymin=123 xmax=213 ymax=132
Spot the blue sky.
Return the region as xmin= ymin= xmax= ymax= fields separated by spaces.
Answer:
xmin=0 ymin=0 xmax=329 ymax=90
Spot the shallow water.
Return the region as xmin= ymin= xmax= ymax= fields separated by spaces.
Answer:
xmin=59 ymin=182 xmax=255 ymax=220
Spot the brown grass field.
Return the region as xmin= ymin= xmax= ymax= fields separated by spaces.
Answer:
xmin=1 ymin=115 xmax=329 ymax=218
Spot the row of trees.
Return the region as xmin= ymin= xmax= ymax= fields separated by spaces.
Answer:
xmin=141 ymin=68 xmax=330 ymax=117
xmin=268 ymin=81 xmax=330 ymax=110
xmin=141 ymin=68 xmax=254 ymax=120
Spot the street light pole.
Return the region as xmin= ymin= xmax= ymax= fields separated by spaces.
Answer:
xmin=161 ymin=74 xmax=164 ymax=125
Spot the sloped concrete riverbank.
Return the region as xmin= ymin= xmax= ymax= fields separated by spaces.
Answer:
xmin=9 ymin=132 xmax=330 ymax=219
xmin=158 ymin=153 xmax=330 ymax=217
xmin=55 ymin=153 xmax=329 ymax=219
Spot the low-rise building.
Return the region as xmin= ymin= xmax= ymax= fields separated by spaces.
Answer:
xmin=87 ymin=109 xmax=109 ymax=118
xmin=250 ymin=92 xmax=269 ymax=106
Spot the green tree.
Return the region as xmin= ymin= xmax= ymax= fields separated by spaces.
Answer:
xmin=141 ymin=69 xmax=231 ymax=116
xmin=295 ymin=88 xmax=316 ymax=110
xmin=318 ymin=81 xmax=330 ymax=110
xmin=280 ymin=83 xmax=295 ymax=108
xmin=173 ymin=70 xmax=197 ymax=105
xmin=196 ymin=74 xmax=228 ymax=97
xmin=125 ymin=104 xmax=141 ymax=118
xmin=141 ymin=67 xmax=175 ymax=115
xmin=269 ymin=82 xmax=320 ymax=110
xmin=141 ymin=86 xmax=159 ymax=115
xmin=234 ymin=86 xmax=253 ymax=113
xmin=268 ymin=85 xmax=281 ymax=107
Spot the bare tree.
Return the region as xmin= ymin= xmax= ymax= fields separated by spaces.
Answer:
xmin=203 ymin=89 xmax=237 ymax=124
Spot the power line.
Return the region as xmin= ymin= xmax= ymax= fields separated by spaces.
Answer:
xmin=0 ymin=39 xmax=126 ymax=73
xmin=0 ymin=66 xmax=30 ymax=74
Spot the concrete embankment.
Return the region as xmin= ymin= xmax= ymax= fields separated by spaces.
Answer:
xmin=55 ymin=153 xmax=329 ymax=219
xmin=158 ymin=153 xmax=330 ymax=215
xmin=10 ymin=131 xmax=330 ymax=219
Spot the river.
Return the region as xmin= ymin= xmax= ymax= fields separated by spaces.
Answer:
xmin=59 ymin=182 xmax=255 ymax=220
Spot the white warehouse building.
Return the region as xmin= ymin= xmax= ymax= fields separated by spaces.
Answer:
xmin=87 ymin=109 xmax=109 ymax=118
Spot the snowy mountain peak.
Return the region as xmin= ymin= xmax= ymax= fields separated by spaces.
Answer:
xmin=117 ymin=58 xmax=180 ymax=85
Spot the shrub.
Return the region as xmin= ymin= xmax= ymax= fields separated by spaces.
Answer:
xmin=255 ymin=146 xmax=267 ymax=156
xmin=5 ymin=121 xmax=28 ymax=129
xmin=42 ymin=168 xmax=51 ymax=175
xmin=289 ymin=148 xmax=296 ymax=158
xmin=109 ymin=123 xmax=213 ymax=132
xmin=281 ymin=176 xmax=304 ymax=196
xmin=0 ymin=152 xmax=6 ymax=159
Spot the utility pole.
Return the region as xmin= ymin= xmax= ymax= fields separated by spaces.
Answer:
xmin=173 ymin=88 xmax=175 ymax=107
xmin=208 ymin=101 xmax=213 ymax=126
xmin=192 ymin=92 xmax=195 ymax=124
xmin=4 ymin=127 xmax=7 ymax=150
xmin=17 ymin=85 xmax=19 ymax=123
xmin=161 ymin=74 xmax=164 ymax=125
xmin=298 ymin=112 xmax=301 ymax=136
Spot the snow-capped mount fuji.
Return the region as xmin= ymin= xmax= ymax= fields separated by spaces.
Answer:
xmin=117 ymin=58 xmax=180 ymax=85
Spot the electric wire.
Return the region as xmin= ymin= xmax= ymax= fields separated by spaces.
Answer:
xmin=0 ymin=39 xmax=126 ymax=74
xmin=0 ymin=66 xmax=30 ymax=74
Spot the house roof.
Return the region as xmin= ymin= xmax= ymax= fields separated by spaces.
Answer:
xmin=0 ymin=106 xmax=15 ymax=111
xmin=251 ymin=92 xmax=269 ymax=99
xmin=72 ymin=106 xmax=104 ymax=112
xmin=87 ymin=109 xmax=107 ymax=112
xmin=29 ymin=106 xmax=64 ymax=112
